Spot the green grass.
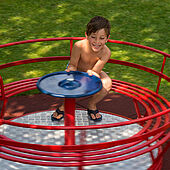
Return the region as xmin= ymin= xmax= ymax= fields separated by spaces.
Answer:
xmin=0 ymin=0 xmax=169 ymax=99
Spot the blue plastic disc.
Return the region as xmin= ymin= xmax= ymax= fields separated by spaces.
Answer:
xmin=37 ymin=71 xmax=102 ymax=98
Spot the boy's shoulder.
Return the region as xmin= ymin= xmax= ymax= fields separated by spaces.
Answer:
xmin=74 ymin=39 xmax=86 ymax=48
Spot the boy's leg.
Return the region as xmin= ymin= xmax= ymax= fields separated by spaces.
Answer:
xmin=88 ymin=71 xmax=112 ymax=119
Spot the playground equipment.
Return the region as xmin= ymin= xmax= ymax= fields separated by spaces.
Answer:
xmin=0 ymin=37 xmax=169 ymax=170
xmin=37 ymin=70 xmax=102 ymax=145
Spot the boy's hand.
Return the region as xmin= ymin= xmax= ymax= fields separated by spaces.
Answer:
xmin=87 ymin=70 xmax=100 ymax=78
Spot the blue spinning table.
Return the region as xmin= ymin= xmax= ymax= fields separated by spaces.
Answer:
xmin=37 ymin=71 xmax=102 ymax=145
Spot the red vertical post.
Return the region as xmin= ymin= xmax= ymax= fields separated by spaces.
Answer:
xmin=156 ymin=56 xmax=167 ymax=94
xmin=133 ymin=99 xmax=142 ymax=118
xmin=133 ymin=99 xmax=145 ymax=126
xmin=0 ymin=98 xmax=8 ymax=119
xmin=78 ymin=166 xmax=84 ymax=170
xmin=0 ymin=75 xmax=7 ymax=119
xmin=64 ymin=98 xmax=75 ymax=145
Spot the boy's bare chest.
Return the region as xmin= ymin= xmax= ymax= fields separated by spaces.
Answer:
xmin=80 ymin=50 xmax=101 ymax=65
xmin=81 ymin=55 xmax=98 ymax=65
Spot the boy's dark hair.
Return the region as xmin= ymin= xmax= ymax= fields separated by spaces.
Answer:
xmin=86 ymin=16 xmax=111 ymax=37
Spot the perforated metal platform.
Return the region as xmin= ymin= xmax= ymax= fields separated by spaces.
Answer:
xmin=0 ymin=110 xmax=157 ymax=170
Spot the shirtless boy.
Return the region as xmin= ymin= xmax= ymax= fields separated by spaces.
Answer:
xmin=51 ymin=16 xmax=112 ymax=121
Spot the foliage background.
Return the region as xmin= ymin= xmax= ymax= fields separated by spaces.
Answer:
xmin=0 ymin=0 xmax=169 ymax=99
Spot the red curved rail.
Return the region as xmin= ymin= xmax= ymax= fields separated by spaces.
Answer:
xmin=0 ymin=37 xmax=169 ymax=170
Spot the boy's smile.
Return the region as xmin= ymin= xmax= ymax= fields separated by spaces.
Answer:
xmin=86 ymin=28 xmax=108 ymax=53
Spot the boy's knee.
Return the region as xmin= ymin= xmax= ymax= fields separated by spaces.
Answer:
xmin=102 ymin=78 xmax=112 ymax=92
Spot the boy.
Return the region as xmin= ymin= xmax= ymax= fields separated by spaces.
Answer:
xmin=51 ymin=16 xmax=112 ymax=121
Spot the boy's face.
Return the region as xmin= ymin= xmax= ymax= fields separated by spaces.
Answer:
xmin=86 ymin=28 xmax=109 ymax=53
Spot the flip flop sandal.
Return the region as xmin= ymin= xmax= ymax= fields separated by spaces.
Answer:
xmin=51 ymin=108 xmax=64 ymax=121
xmin=87 ymin=109 xmax=102 ymax=121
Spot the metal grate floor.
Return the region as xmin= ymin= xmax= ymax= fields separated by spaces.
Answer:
xmin=0 ymin=110 xmax=157 ymax=170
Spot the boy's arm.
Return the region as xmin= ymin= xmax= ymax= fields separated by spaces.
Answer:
xmin=65 ymin=42 xmax=81 ymax=72
xmin=88 ymin=48 xmax=111 ymax=77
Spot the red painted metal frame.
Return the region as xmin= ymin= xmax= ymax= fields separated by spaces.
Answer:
xmin=64 ymin=98 xmax=76 ymax=145
xmin=0 ymin=37 xmax=169 ymax=170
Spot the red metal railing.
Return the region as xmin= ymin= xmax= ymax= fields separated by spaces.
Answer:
xmin=0 ymin=37 xmax=169 ymax=170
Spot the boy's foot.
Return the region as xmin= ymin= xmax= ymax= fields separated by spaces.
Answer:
xmin=51 ymin=108 xmax=64 ymax=121
xmin=87 ymin=109 xmax=102 ymax=121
